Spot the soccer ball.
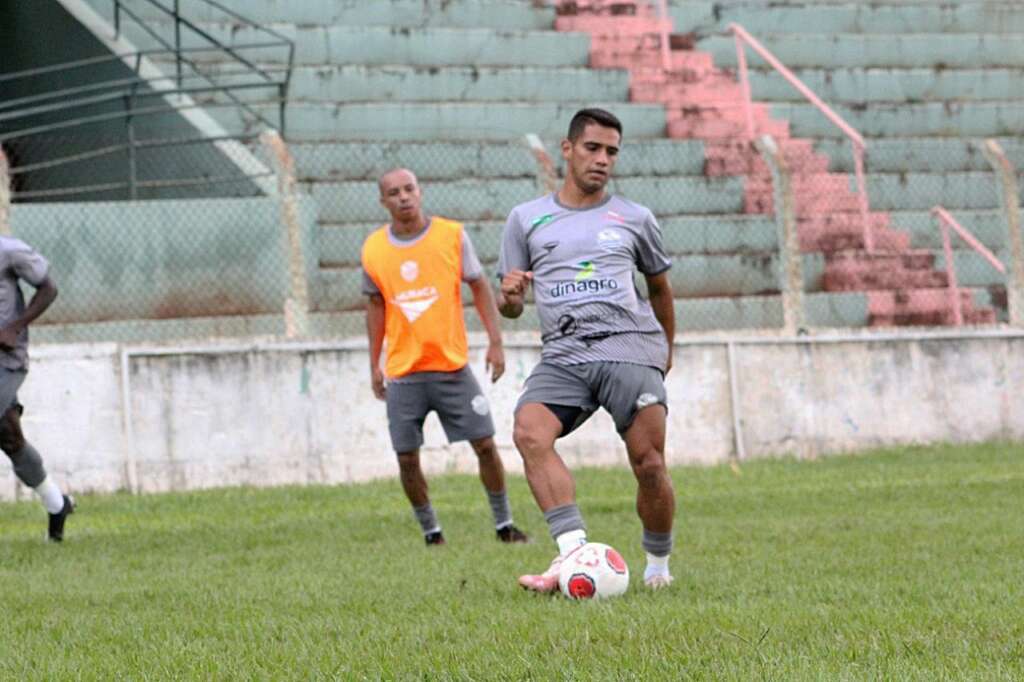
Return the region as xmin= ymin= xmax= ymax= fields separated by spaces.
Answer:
xmin=558 ymin=542 xmax=630 ymax=600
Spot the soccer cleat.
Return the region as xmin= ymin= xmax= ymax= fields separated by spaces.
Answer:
xmin=644 ymin=573 xmax=674 ymax=590
xmin=517 ymin=553 xmax=565 ymax=593
xmin=47 ymin=495 xmax=75 ymax=543
xmin=424 ymin=530 xmax=446 ymax=546
xmin=496 ymin=524 xmax=529 ymax=544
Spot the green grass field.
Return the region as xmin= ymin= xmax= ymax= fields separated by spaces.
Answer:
xmin=1 ymin=443 xmax=1022 ymax=680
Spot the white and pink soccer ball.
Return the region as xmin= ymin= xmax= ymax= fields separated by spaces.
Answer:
xmin=558 ymin=542 xmax=630 ymax=600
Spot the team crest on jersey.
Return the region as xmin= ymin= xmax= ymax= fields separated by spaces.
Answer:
xmin=400 ymin=260 xmax=419 ymax=282
xmin=597 ymin=229 xmax=624 ymax=252
xmin=471 ymin=394 xmax=490 ymax=416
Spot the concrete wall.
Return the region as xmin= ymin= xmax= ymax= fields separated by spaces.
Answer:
xmin=3 ymin=330 xmax=1022 ymax=501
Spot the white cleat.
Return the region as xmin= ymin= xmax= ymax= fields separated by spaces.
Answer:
xmin=644 ymin=573 xmax=675 ymax=590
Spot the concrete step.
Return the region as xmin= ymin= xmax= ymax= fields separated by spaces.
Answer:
xmin=700 ymin=33 xmax=1024 ymax=69
xmin=289 ymin=139 xmax=707 ymax=182
xmin=212 ymin=102 xmax=669 ymax=141
xmin=318 ymin=214 xmax=779 ymax=267
xmin=764 ymin=101 xmax=1024 ymax=140
xmin=866 ymin=287 xmax=999 ymax=326
xmin=703 ymin=3 xmax=1024 ymax=35
xmin=127 ymin=24 xmax=591 ymax=67
xmin=746 ymin=67 xmax=1024 ymax=104
xmin=307 ymin=175 xmax=745 ymax=223
xmin=813 ymin=137 xmax=1024 ymax=173
xmin=81 ymin=0 xmax=556 ymax=29
xmin=823 ymin=249 xmax=947 ymax=291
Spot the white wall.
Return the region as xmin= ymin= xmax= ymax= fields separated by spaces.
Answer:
xmin=3 ymin=330 xmax=1023 ymax=501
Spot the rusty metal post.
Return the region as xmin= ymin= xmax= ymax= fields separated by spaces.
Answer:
xmin=983 ymin=139 xmax=1024 ymax=326
xmin=523 ymin=133 xmax=559 ymax=196
xmin=756 ymin=134 xmax=805 ymax=333
xmin=0 ymin=148 xmax=11 ymax=236
xmin=260 ymin=130 xmax=310 ymax=338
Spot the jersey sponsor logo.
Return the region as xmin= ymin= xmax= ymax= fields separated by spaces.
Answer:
xmin=393 ymin=286 xmax=439 ymax=322
xmin=551 ymin=261 xmax=618 ymax=298
xmin=400 ymin=260 xmax=419 ymax=282
xmin=606 ymin=210 xmax=625 ymax=221
xmin=531 ymin=213 xmax=555 ymax=228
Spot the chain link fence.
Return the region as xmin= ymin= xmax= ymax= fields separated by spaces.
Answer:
xmin=2 ymin=130 xmax=1023 ymax=344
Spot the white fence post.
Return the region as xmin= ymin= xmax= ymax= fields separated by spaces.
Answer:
xmin=260 ymin=130 xmax=310 ymax=338
xmin=983 ymin=139 xmax=1024 ymax=326
xmin=0 ymin=148 xmax=11 ymax=236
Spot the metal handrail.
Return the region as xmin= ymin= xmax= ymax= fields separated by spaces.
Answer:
xmin=0 ymin=0 xmax=293 ymax=200
xmin=931 ymin=206 xmax=1006 ymax=326
xmin=728 ymin=23 xmax=874 ymax=252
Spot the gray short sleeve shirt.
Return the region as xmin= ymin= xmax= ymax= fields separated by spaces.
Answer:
xmin=498 ymin=193 xmax=671 ymax=370
xmin=0 ymin=237 xmax=50 ymax=371
xmin=361 ymin=218 xmax=483 ymax=296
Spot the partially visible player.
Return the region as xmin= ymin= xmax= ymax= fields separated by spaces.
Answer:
xmin=0 ymin=235 xmax=74 ymax=541
xmin=498 ymin=108 xmax=676 ymax=590
xmin=362 ymin=168 xmax=528 ymax=546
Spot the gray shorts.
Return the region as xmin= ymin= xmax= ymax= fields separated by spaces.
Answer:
xmin=385 ymin=366 xmax=495 ymax=453
xmin=515 ymin=361 xmax=666 ymax=437
xmin=0 ymin=369 xmax=26 ymax=414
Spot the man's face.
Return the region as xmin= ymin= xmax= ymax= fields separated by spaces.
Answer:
xmin=378 ymin=169 xmax=423 ymax=222
xmin=562 ymin=123 xmax=620 ymax=195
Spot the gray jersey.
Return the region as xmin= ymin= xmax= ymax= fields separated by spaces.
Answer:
xmin=0 ymin=237 xmax=50 ymax=371
xmin=498 ymin=193 xmax=671 ymax=370
xmin=361 ymin=217 xmax=483 ymax=296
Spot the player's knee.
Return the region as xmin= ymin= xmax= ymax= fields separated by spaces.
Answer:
xmin=0 ymin=416 xmax=24 ymax=454
xmin=512 ymin=421 xmax=550 ymax=458
xmin=396 ymin=452 xmax=421 ymax=473
xmin=631 ymin=448 xmax=667 ymax=486
xmin=470 ymin=437 xmax=498 ymax=459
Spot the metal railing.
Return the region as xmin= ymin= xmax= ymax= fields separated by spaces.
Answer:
xmin=729 ymin=23 xmax=874 ymax=252
xmin=931 ymin=206 xmax=1006 ymax=327
xmin=0 ymin=0 xmax=294 ymax=201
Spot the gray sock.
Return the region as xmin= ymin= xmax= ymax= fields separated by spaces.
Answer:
xmin=487 ymin=490 xmax=513 ymax=529
xmin=543 ymin=503 xmax=586 ymax=540
xmin=412 ymin=502 xmax=440 ymax=535
xmin=9 ymin=443 xmax=46 ymax=488
xmin=642 ymin=529 xmax=673 ymax=557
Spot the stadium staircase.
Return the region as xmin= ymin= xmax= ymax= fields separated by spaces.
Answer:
xmin=79 ymin=0 xmax=1024 ymax=332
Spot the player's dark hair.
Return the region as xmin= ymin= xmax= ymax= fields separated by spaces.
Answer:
xmin=567 ymin=108 xmax=623 ymax=142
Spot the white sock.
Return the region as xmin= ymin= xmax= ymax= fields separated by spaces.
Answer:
xmin=556 ymin=529 xmax=587 ymax=557
xmin=34 ymin=476 xmax=65 ymax=514
xmin=644 ymin=552 xmax=671 ymax=580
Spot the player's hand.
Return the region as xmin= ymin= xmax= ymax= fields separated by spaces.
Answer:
xmin=500 ymin=270 xmax=533 ymax=306
xmin=485 ymin=342 xmax=505 ymax=383
xmin=664 ymin=347 xmax=674 ymax=375
xmin=0 ymin=327 xmax=18 ymax=350
xmin=370 ymin=366 xmax=386 ymax=400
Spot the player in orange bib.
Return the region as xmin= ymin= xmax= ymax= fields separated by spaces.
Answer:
xmin=362 ymin=168 xmax=528 ymax=546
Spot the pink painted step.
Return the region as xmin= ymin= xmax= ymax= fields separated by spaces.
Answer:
xmin=867 ymin=289 xmax=996 ymax=326
xmin=823 ymin=250 xmax=949 ymax=291
xmin=798 ymin=213 xmax=911 ymax=253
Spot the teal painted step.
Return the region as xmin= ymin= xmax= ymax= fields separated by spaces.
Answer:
xmin=701 ymin=34 xmax=1024 ymax=69
xmin=862 ymin=171 xmax=1013 ymax=211
xmin=215 ymin=102 xmax=669 ymax=141
xmin=290 ymin=140 xmax=706 ymax=182
xmin=748 ymin=67 xmax=1024 ymax=104
xmin=318 ymin=214 xmax=778 ymax=267
xmin=888 ymin=209 xmax=1010 ymax=250
xmin=83 ymin=0 xmax=556 ymax=29
xmin=136 ymin=25 xmax=590 ymax=66
xmin=767 ymin=101 xmax=1024 ymax=139
xmin=285 ymin=66 xmax=630 ymax=103
xmin=308 ymin=176 xmax=745 ymax=223
xmin=815 ymin=138 xmax=1024 ymax=173
xmin=704 ymin=3 xmax=1024 ymax=35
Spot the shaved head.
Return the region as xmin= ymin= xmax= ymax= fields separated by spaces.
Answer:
xmin=378 ymin=167 xmax=418 ymax=194
xmin=378 ymin=167 xmax=425 ymax=228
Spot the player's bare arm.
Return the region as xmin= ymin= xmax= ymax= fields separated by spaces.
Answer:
xmin=498 ymin=269 xmax=532 ymax=319
xmin=645 ymin=271 xmax=675 ymax=374
xmin=0 ymin=276 xmax=57 ymax=350
xmin=365 ymin=293 xmax=387 ymax=399
xmin=468 ymin=277 xmax=505 ymax=382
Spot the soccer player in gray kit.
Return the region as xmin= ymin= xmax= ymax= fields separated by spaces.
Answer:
xmin=498 ymin=108 xmax=676 ymax=591
xmin=0 ymin=235 xmax=73 ymax=541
